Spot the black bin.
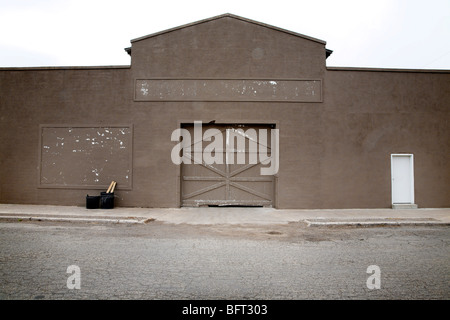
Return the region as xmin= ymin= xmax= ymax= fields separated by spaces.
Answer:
xmin=100 ymin=192 xmax=114 ymax=209
xmin=86 ymin=195 xmax=100 ymax=209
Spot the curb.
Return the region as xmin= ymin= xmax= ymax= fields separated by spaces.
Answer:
xmin=0 ymin=213 xmax=449 ymax=227
xmin=0 ymin=214 xmax=154 ymax=225
xmin=304 ymin=218 xmax=450 ymax=227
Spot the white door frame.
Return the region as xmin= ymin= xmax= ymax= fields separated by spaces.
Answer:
xmin=390 ymin=154 xmax=415 ymax=205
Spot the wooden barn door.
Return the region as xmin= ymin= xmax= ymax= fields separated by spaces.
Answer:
xmin=181 ymin=123 xmax=275 ymax=207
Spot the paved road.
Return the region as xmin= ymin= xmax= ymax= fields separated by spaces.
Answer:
xmin=0 ymin=220 xmax=449 ymax=300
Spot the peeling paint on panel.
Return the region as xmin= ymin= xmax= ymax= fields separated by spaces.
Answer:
xmin=135 ymin=79 xmax=322 ymax=102
xmin=39 ymin=125 xmax=133 ymax=189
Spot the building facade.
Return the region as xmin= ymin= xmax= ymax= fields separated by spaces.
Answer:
xmin=1 ymin=14 xmax=449 ymax=209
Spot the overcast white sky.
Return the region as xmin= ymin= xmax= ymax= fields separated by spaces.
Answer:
xmin=0 ymin=0 xmax=449 ymax=69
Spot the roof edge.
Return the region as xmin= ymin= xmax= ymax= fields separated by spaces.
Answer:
xmin=130 ymin=13 xmax=327 ymax=45
xmin=0 ymin=65 xmax=131 ymax=71
xmin=327 ymin=66 xmax=450 ymax=73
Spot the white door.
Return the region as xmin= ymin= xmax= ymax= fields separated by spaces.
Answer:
xmin=391 ymin=154 xmax=414 ymax=204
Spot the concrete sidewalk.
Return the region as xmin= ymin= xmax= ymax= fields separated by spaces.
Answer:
xmin=0 ymin=203 xmax=449 ymax=227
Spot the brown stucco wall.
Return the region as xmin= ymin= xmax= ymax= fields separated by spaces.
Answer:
xmin=1 ymin=15 xmax=449 ymax=209
xmin=322 ymin=68 xmax=450 ymax=208
xmin=0 ymin=67 xmax=134 ymax=206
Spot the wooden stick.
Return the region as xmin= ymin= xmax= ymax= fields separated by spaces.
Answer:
xmin=110 ymin=181 xmax=117 ymax=193
xmin=106 ymin=181 xmax=114 ymax=193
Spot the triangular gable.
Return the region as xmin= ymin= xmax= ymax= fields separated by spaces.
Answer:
xmin=128 ymin=13 xmax=332 ymax=78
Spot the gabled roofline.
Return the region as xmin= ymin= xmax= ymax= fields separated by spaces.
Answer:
xmin=130 ymin=13 xmax=327 ymax=45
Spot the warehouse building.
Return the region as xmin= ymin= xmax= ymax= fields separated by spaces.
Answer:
xmin=1 ymin=14 xmax=449 ymax=209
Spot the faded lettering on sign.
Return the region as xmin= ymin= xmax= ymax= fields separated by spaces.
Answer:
xmin=135 ymin=79 xmax=322 ymax=102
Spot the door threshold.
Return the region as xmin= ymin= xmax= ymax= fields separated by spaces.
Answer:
xmin=392 ymin=203 xmax=418 ymax=209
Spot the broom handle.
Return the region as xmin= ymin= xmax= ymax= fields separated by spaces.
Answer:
xmin=110 ymin=181 xmax=117 ymax=193
xmin=106 ymin=181 xmax=114 ymax=193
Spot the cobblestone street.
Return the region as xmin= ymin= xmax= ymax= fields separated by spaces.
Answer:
xmin=0 ymin=220 xmax=449 ymax=300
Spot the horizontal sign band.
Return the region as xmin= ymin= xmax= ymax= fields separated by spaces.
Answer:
xmin=135 ymin=79 xmax=322 ymax=102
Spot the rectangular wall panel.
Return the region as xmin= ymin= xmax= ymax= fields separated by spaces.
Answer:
xmin=135 ymin=79 xmax=322 ymax=102
xmin=39 ymin=125 xmax=133 ymax=189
